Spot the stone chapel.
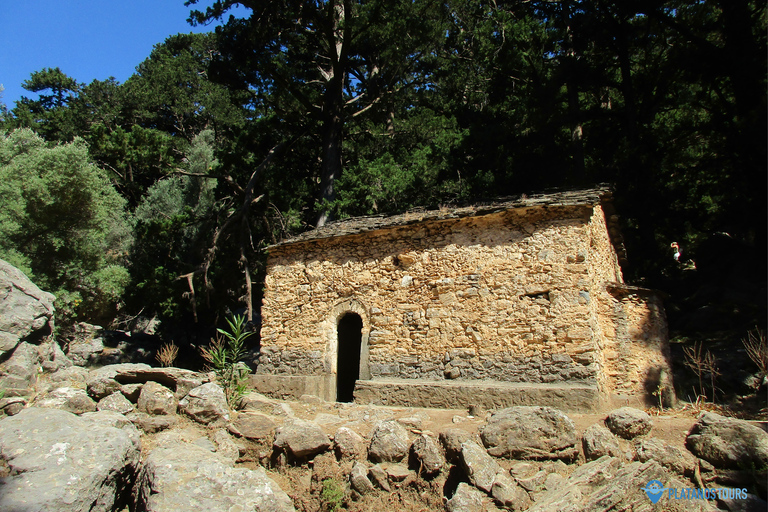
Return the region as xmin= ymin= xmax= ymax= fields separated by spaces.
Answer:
xmin=251 ymin=187 xmax=673 ymax=412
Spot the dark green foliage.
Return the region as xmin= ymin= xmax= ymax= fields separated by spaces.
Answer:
xmin=0 ymin=129 xmax=132 ymax=324
xmin=0 ymin=0 xmax=762 ymax=343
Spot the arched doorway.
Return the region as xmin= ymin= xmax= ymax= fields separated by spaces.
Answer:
xmin=336 ymin=312 xmax=363 ymax=402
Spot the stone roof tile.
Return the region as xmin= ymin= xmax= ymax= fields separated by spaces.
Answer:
xmin=270 ymin=186 xmax=612 ymax=248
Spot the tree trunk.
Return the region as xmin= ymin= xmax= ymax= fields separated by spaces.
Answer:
xmin=316 ymin=0 xmax=347 ymax=228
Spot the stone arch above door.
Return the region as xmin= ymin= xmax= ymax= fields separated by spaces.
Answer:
xmin=324 ymin=299 xmax=371 ymax=397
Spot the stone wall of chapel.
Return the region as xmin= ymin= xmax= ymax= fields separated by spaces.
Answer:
xmin=258 ymin=205 xmax=623 ymax=385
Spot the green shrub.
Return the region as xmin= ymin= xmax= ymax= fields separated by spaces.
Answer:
xmin=200 ymin=314 xmax=254 ymax=408
xmin=320 ymin=478 xmax=345 ymax=512
xmin=0 ymin=128 xmax=132 ymax=325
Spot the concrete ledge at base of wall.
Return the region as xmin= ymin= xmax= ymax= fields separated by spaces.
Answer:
xmin=353 ymin=379 xmax=606 ymax=413
xmin=250 ymin=374 xmax=607 ymax=413
xmin=249 ymin=374 xmax=336 ymax=402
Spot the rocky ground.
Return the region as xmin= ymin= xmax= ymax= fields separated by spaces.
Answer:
xmin=0 ymin=361 xmax=766 ymax=512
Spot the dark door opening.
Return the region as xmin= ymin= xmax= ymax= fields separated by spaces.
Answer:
xmin=336 ymin=313 xmax=363 ymax=402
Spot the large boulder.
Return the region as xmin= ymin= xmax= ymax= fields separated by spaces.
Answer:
xmin=98 ymin=391 xmax=136 ymax=415
xmin=178 ymin=382 xmax=230 ymax=426
xmin=686 ymin=412 xmax=768 ymax=470
xmin=582 ymin=423 xmax=623 ymax=461
xmin=0 ymin=407 xmax=140 ymax=512
xmin=0 ymin=259 xmax=55 ymax=357
xmin=460 ymin=440 xmax=503 ymax=492
xmin=634 ymin=437 xmax=698 ymax=477
xmin=137 ymin=381 xmax=178 ymax=416
xmin=605 ymin=407 xmax=653 ymax=439
xmin=273 ymin=419 xmax=331 ymax=460
xmin=0 ymin=341 xmax=41 ymax=396
xmin=87 ymin=363 xmax=152 ymax=400
xmin=38 ymin=338 xmax=72 ymax=372
xmin=334 ymin=426 xmax=366 ymax=460
xmin=134 ymin=442 xmax=295 ymax=512
xmin=440 ymin=428 xmax=473 ymax=464
xmin=480 ymin=406 xmax=578 ymax=461
xmin=36 ymin=386 xmax=97 ymax=414
xmin=410 ymin=434 xmax=444 ymax=476
xmin=229 ymin=412 xmax=278 ymax=442
xmin=66 ymin=322 xmax=106 ymax=366
xmin=368 ymin=419 xmax=411 ymax=463
xmin=446 ymin=483 xmax=496 ymax=512
xmin=527 ymin=456 xmax=715 ymax=512
xmin=113 ymin=366 xmax=210 ymax=399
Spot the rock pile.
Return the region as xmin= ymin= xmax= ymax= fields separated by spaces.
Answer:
xmin=1 ymin=369 xmax=766 ymax=512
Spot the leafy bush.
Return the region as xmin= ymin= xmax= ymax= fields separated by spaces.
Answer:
xmin=0 ymin=128 xmax=132 ymax=325
xmin=200 ymin=314 xmax=254 ymax=408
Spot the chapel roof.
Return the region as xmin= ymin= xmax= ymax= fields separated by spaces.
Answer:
xmin=270 ymin=185 xmax=614 ymax=248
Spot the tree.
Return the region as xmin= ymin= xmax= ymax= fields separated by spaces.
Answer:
xmin=0 ymin=129 xmax=133 ymax=324
xmin=128 ymin=130 xmax=220 ymax=321
xmin=187 ymin=0 xmax=448 ymax=226
xmin=12 ymin=67 xmax=81 ymax=141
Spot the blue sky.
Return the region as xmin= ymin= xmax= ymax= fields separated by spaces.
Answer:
xmin=0 ymin=1 xmax=244 ymax=108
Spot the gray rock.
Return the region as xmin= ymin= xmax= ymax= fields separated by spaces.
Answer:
xmin=634 ymin=437 xmax=698 ymax=476
xmin=66 ymin=322 xmax=105 ymax=366
xmin=0 ymin=341 xmax=41 ymax=396
xmin=446 ymin=482 xmax=486 ymax=512
xmin=178 ymin=382 xmax=230 ymax=426
xmin=87 ymin=363 xmax=152 ymax=400
xmin=491 ymin=472 xmax=531 ymax=511
xmin=334 ymin=426 xmax=366 ymax=459
xmin=368 ymin=464 xmax=391 ymax=491
xmin=515 ymin=468 xmax=549 ymax=492
xmin=480 ymin=406 xmax=578 ymax=461
xmin=582 ymin=423 xmax=622 ymax=460
xmin=38 ymin=339 xmax=72 ymax=372
xmin=0 ymin=259 xmax=55 ymax=357
xmin=460 ymin=440 xmax=503 ymax=492
xmin=212 ymin=428 xmax=241 ymax=464
xmin=720 ymin=493 xmax=768 ymax=512
xmin=80 ymin=409 xmax=142 ymax=448
xmin=369 ymin=419 xmax=411 ymax=463
xmin=193 ymin=437 xmax=217 ymax=452
xmin=440 ymin=428 xmax=472 ymax=464
xmin=0 ymin=407 xmax=139 ymax=512
xmin=527 ymin=456 xmax=715 ymax=512
xmin=114 ymin=366 xmax=210 ymax=399
xmin=120 ymin=382 xmax=143 ymax=402
xmin=384 ymin=463 xmax=412 ymax=482
xmin=239 ymin=391 xmax=281 ymax=414
xmin=605 ymin=407 xmax=653 ymax=439
xmin=137 ymin=381 xmax=178 ymax=415
xmin=686 ymin=412 xmax=768 ymax=470
xmin=0 ymin=396 xmax=26 ymax=416
xmin=350 ymin=461 xmax=376 ymax=494
xmin=134 ymin=442 xmax=295 ymax=512
xmin=36 ymin=386 xmax=97 ymax=414
xmin=273 ymin=419 xmax=331 ymax=460
xmin=126 ymin=411 xmax=178 ymax=433
xmin=48 ymin=364 xmax=89 ymax=389
xmin=229 ymin=412 xmax=278 ymax=441
xmin=97 ymin=391 xmax=135 ymax=415
xmin=411 ymin=434 xmax=444 ymax=476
